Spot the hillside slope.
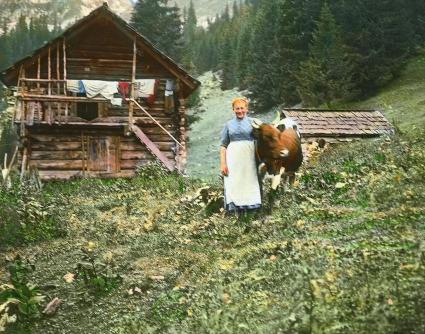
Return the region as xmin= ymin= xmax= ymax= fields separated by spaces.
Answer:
xmin=1 ymin=127 xmax=424 ymax=334
xmin=1 ymin=41 xmax=425 ymax=334
xmin=340 ymin=52 xmax=425 ymax=131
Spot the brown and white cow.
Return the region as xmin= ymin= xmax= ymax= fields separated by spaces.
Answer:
xmin=252 ymin=115 xmax=303 ymax=189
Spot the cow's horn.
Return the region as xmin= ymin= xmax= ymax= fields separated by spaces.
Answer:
xmin=251 ymin=118 xmax=263 ymax=129
xmin=271 ymin=111 xmax=281 ymax=127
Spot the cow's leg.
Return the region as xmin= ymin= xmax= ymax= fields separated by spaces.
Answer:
xmin=271 ymin=167 xmax=285 ymax=190
xmin=258 ymin=162 xmax=267 ymax=177
xmin=287 ymin=171 xmax=296 ymax=186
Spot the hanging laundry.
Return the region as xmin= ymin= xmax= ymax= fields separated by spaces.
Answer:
xmin=111 ymin=97 xmax=122 ymax=106
xmin=81 ymin=80 xmax=118 ymax=104
xmin=164 ymin=79 xmax=175 ymax=113
xmin=118 ymin=82 xmax=130 ymax=99
xmin=134 ymin=79 xmax=156 ymax=98
xmin=66 ymin=80 xmax=85 ymax=93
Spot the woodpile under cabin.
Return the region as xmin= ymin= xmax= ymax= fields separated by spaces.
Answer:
xmin=0 ymin=3 xmax=200 ymax=180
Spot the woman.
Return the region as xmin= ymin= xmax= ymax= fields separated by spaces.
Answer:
xmin=220 ymin=98 xmax=262 ymax=213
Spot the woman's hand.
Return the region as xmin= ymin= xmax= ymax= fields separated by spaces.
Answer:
xmin=221 ymin=163 xmax=229 ymax=176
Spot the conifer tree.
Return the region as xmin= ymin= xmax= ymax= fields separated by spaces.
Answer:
xmin=131 ymin=0 xmax=183 ymax=60
xmin=296 ymin=3 xmax=355 ymax=107
xmin=247 ymin=0 xmax=282 ymax=110
xmin=219 ymin=31 xmax=236 ymax=89
xmin=232 ymin=1 xmax=239 ymax=18
xmin=335 ymin=0 xmax=413 ymax=96
xmin=236 ymin=22 xmax=252 ymax=89
xmin=182 ymin=0 xmax=197 ymax=71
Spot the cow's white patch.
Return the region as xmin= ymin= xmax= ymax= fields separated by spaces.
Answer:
xmin=271 ymin=174 xmax=282 ymax=190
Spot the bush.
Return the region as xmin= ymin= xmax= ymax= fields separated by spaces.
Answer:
xmin=0 ymin=179 xmax=66 ymax=249
xmin=0 ymin=256 xmax=45 ymax=333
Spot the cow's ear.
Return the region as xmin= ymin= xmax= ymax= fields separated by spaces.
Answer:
xmin=277 ymin=124 xmax=286 ymax=132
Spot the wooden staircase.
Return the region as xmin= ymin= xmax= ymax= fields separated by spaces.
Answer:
xmin=130 ymin=124 xmax=175 ymax=172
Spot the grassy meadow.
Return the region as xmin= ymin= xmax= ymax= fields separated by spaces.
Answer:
xmin=1 ymin=56 xmax=425 ymax=333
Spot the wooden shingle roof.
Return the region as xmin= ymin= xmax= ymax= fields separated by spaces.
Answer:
xmin=282 ymin=108 xmax=395 ymax=139
xmin=0 ymin=3 xmax=200 ymax=98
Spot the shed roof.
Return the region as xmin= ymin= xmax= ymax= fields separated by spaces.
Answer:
xmin=0 ymin=2 xmax=200 ymax=98
xmin=282 ymin=108 xmax=395 ymax=138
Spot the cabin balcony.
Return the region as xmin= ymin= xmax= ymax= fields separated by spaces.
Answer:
xmin=13 ymin=78 xmax=176 ymax=130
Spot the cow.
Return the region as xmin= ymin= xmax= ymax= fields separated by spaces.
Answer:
xmin=251 ymin=114 xmax=303 ymax=190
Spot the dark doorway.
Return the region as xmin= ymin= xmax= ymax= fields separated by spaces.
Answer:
xmin=77 ymin=102 xmax=98 ymax=121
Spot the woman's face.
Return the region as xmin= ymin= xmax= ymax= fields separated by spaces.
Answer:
xmin=233 ymin=101 xmax=248 ymax=119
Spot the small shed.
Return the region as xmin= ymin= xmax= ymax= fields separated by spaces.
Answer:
xmin=0 ymin=3 xmax=200 ymax=180
xmin=281 ymin=108 xmax=395 ymax=144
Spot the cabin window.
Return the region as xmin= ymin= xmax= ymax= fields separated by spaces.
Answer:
xmin=77 ymin=102 xmax=98 ymax=121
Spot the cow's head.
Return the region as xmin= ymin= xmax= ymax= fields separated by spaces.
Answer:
xmin=252 ymin=114 xmax=301 ymax=189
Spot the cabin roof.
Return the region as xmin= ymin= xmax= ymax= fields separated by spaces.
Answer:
xmin=0 ymin=2 xmax=200 ymax=97
xmin=282 ymin=108 xmax=395 ymax=138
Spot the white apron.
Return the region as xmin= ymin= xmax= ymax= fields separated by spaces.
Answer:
xmin=224 ymin=140 xmax=261 ymax=210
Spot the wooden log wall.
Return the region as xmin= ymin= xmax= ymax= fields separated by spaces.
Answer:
xmin=27 ymin=124 xmax=176 ymax=180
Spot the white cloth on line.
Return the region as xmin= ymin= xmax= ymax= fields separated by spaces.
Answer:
xmin=66 ymin=80 xmax=80 ymax=93
xmin=81 ymin=80 xmax=118 ymax=102
xmin=223 ymin=140 xmax=261 ymax=208
xmin=134 ymin=79 xmax=156 ymax=98
xmin=111 ymin=97 xmax=122 ymax=106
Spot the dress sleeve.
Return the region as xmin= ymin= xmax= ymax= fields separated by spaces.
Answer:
xmin=220 ymin=122 xmax=230 ymax=148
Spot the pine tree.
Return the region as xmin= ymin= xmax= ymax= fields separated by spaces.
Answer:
xmin=247 ymin=0 xmax=282 ymax=110
xmin=131 ymin=0 xmax=183 ymax=60
xmin=232 ymin=1 xmax=239 ymax=18
xmin=335 ymin=0 xmax=413 ymax=96
xmin=181 ymin=0 xmax=197 ymax=71
xmin=219 ymin=31 xmax=236 ymax=89
xmin=222 ymin=4 xmax=230 ymax=21
xmin=296 ymin=3 xmax=355 ymax=107
xmin=236 ymin=22 xmax=252 ymax=89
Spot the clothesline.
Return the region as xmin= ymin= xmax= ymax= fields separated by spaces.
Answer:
xmin=65 ymin=79 xmax=163 ymax=106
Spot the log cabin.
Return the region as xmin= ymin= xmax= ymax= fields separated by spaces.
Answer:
xmin=0 ymin=3 xmax=200 ymax=180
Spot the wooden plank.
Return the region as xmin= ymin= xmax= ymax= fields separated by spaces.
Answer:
xmin=129 ymin=38 xmax=137 ymax=126
xmin=32 ymin=142 xmax=82 ymax=151
xmin=29 ymin=134 xmax=82 ymax=142
xmin=121 ymin=150 xmax=174 ymax=160
xmin=121 ymin=159 xmax=153 ymax=169
xmin=20 ymin=147 xmax=28 ymax=180
xmin=47 ymin=47 xmax=52 ymax=124
xmin=63 ymin=38 xmax=67 ymax=80
xmin=31 ymin=151 xmax=83 ymax=160
xmin=131 ymin=125 xmax=174 ymax=171
xmin=68 ymin=57 xmax=133 ymax=63
xmin=17 ymin=120 xmax=124 ymax=127
xmin=121 ymin=141 xmax=174 ymax=151
xmin=20 ymin=78 xmax=67 ymax=83
xmin=37 ymin=56 xmax=40 ymax=89
xmin=38 ymin=170 xmax=82 ymax=180
xmin=30 ymin=160 xmax=83 ymax=170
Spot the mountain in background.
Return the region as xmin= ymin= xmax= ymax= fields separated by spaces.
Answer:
xmin=0 ymin=0 xmax=229 ymax=33
xmin=173 ymin=0 xmax=230 ymax=25
xmin=0 ymin=0 xmax=133 ymax=33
